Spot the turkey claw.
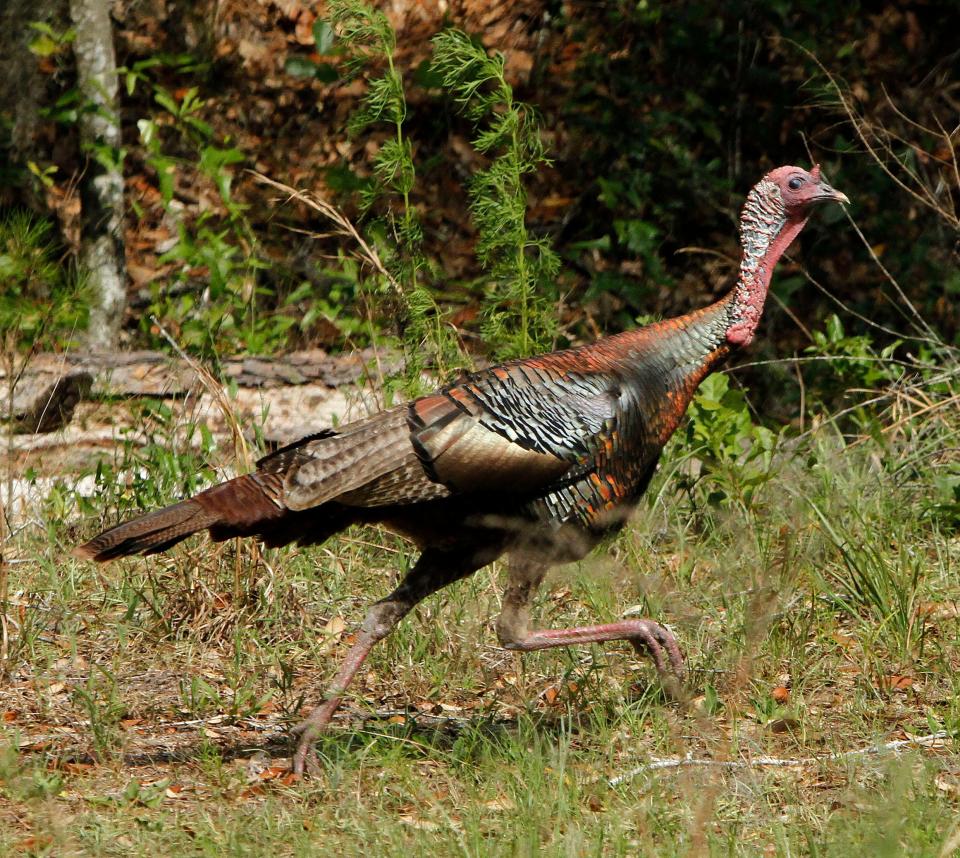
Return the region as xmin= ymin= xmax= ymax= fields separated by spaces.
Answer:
xmin=628 ymin=619 xmax=684 ymax=679
xmin=290 ymin=702 xmax=338 ymax=776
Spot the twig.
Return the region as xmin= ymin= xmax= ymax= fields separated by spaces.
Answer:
xmin=608 ymin=730 xmax=951 ymax=786
xmin=249 ymin=170 xmax=401 ymax=404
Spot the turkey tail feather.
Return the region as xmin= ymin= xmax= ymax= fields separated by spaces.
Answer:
xmin=74 ymin=405 xmax=450 ymax=563
xmin=72 ymin=498 xmax=216 ymax=561
xmin=72 ymin=473 xmax=286 ymax=562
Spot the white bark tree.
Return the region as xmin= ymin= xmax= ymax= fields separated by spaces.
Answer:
xmin=70 ymin=0 xmax=126 ymax=349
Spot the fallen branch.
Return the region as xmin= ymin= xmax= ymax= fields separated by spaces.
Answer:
xmin=608 ymin=730 xmax=951 ymax=786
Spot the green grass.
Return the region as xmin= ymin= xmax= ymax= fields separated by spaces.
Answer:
xmin=2 ymin=388 xmax=960 ymax=856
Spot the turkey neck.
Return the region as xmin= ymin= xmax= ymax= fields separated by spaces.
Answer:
xmin=578 ymin=180 xmax=808 ymax=445
xmin=607 ymin=178 xmax=806 ymax=366
xmin=724 ymin=178 xmax=808 ymax=348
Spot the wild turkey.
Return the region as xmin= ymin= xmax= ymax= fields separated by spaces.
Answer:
xmin=75 ymin=165 xmax=848 ymax=774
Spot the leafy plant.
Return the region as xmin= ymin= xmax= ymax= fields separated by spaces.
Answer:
xmin=72 ymin=666 xmax=127 ymax=760
xmin=126 ymin=61 xmax=288 ymax=356
xmin=925 ymin=462 xmax=960 ymax=529
xmin=320 ymin=1 xmax=462 ymax=390
xmin=432 ymin=28 xmax=559 ymax=359
xmin=0 ymin=212 xmax=88 ymax=673
xmin=26 ymin=20 xmax=75 ymax=58
xmin=0 ymin=210 xmax=88 ymax=351
xmin=809 ymin=501 xmax=930 ymax=660
xmin=806 ymin=313 xmax=902 ymax=394
xmin=676 ymin=372 xmax=777 ymax=508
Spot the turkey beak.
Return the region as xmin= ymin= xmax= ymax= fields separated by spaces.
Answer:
xmin=816 ymin=181 xmax=850 ymax=206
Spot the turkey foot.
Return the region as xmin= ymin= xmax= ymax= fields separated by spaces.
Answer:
xmin=496 ymin=557 xmax=683 ymax=687
xmin=291 ymin=628 xmax=379 ymax=776
xmin=291 ymin=699 xmax=340 ymax=776
xmin=502 ymin=619 xmax=684 ymax=677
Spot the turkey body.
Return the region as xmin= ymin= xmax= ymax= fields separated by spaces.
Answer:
xmin=79 ymin=298 xmax=732 ymax=564
xmin=75 ymin=165 xmax=848 ymax=774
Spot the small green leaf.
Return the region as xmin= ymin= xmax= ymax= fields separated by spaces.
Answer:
xmin=313 ymin=20 xmax=335 ymax=54
xmin=313 ymin=62 xmax=339 ymax=83
xmin=284 ymin=56 xmax=318 ymax=78
xmin=154 ymin=89 xmax=179 ymax=115
xmin=28 ymin=33 xmax=59 ymax=57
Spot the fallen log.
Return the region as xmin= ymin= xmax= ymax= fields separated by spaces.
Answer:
xmin=1 ymin=369 xmax=93 ymax=434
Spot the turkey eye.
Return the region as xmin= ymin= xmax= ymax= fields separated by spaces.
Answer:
xmin=788 ymin=177 xmax=803 ymax=190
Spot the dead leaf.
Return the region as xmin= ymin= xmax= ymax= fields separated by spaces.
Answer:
xmin=258 ymin=766 xmax=290 ymax=781
xmin=587 ymin=795 xmax=605 ymax=813
xmin=916 ymin=601 xmax=960 ymax=620
xmin=399 ymin=814 xmax=440 ymax=831
xmin=128 ymin=263 xmax=163 ymax=288
xmin=295 ymin=10 xmax=317 ymax=45
xmin=831 ymin=633 xmax=855 ymax=649
xmin=767 ymin=717 xmax=801 ymax=734
xmin=878 ymin=674 xmax=914 ymax=692
xmin=936 ymin=774 xmax=960 ymax=795
xmin=324 ymin=616 xmax=346 ymax=636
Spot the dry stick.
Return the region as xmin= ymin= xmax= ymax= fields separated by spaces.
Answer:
xmin=734 ymin=352 xmax=944 ymax=375
xmin=608 ymin=730 xmax=951 ymax=787
xmin=878 ymin=392 xmax=960 ymax=437
xmin=766 ymin=289 xmax=814 ymax=341
xmin=799 ymin=263 xmax=940 ymax=349
xmin=794 ymin=353 xmax=806 ymax=434
xmin=249 ymin=171 xmax=404 ymax=404
xmin=841 ymin=211 xmax=942 ymax=345
xmin=798 ymin=47 xmax=954 ymax=343
xmin=934 ymin=114 xmax=960 ymax=202
xmin=809 ymin=49 xmax=959 ymax=231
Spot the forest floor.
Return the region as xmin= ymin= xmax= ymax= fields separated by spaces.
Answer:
xmin=2 ymin=369 xmax=960 ymax=857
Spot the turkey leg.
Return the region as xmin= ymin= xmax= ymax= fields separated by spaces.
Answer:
xmin=495 ymin=555 xmax=683 ymax=676
xmin=292 ymin=544 xmax=499 ymax=775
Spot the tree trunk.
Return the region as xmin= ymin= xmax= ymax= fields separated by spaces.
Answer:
xmin=70 ymin=0 xmax=126 ymax=350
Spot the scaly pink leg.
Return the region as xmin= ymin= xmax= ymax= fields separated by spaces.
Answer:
xmin=496 ymin=555 xmax=683 ymax=678
xmin=502 ymin=620 xmax=683 ymax=675
xmin=292 ymin=544 xmax=501 ymax=775
xmin=292 ymin=628 xmax=380 ymax=775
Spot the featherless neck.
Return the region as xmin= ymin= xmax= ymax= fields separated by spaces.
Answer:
xmin=725 ymin=179 xmax=808 ymax=347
